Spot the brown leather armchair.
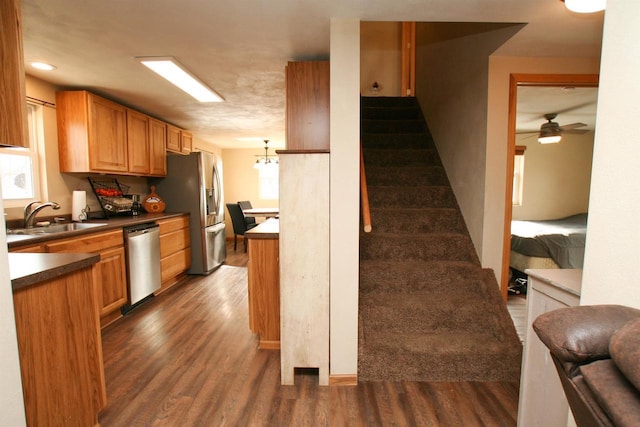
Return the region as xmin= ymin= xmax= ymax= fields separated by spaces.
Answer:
xmin=533 ymin=305 xmax=640 ymax=427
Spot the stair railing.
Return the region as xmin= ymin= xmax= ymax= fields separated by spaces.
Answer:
xmin=360 ymin=141 xmax=372 ymax=233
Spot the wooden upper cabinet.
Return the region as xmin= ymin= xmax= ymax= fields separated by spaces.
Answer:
xmin=57 ymin=90 xmax=168 ymax=176
xmin=57 ymin=91 xmax=128 ymax=173
xmin=126 ymin=109 xmax=150 ymax=175
xmin=0 ymin=0 xmax=28 ymax=148
xmin=166 ymin=124 xmax=182 ymax=153
xmin=285 ymin=61 xmax=330 ymax=150
xmin=149 ymin=117 xmax=167 ymax=176
xmin=180 ymin=130 xmax=193 ymax=154
xmin=166 ymin=125 xmax=192 ymax=155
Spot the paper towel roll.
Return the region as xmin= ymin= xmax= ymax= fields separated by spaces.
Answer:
xmin=72 ymin=190 xmax=86 ymax=221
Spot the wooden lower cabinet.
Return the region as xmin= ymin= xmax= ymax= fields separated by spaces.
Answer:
xmin=13 ymin=264 xmax=106 ymax=426
xmin=247 ymin=235 xmax=280 ymax=349
xmin=157 ymin=215 xmax=191 ymax=294
xmin=44 ymin=229 xmax=127 ymax=328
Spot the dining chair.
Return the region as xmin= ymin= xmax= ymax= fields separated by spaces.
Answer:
xmin=237 ymin=200 xmax=256 ymax=227
xmin=226 ymin=203 xmax=258 ymax=252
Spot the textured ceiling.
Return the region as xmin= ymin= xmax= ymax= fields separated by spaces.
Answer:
xmin=517 ymin=86 xmax=599 ymax=134
xmin=21 ymin=0 xmax=604 ymax=148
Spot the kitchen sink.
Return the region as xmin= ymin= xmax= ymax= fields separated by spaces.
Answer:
xmin=7 ymin=222 xmax=107 ymax=235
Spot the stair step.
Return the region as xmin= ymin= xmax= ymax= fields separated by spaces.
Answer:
xmin=368 ymin=186 xmax=458 ymax=209
xmin=358 ymin=330 xmax=522 ymax=382
xmin=360 ymin=233 xmax=478 ymax=263
xmin=361 ymin=96 xmax=419 ymax=108
xmin=361 ymin=119 xmax=426 ymax=134
xmin=368 ymin=207 xmax=467 ymax=234
xmin=366 ymin=165 xmax=449 ymax=186
xmin=361 ymin=106 xmax=423 ymax=120
xmin=361 ymin=133 xmax=433 ymax=149
xmin=362 ymin=148 xmax=441 ymax=167
xmin=359 ymin=260 xmax=484 ymax=293
xmin=360 ymin=292 xmax=504 ymax=334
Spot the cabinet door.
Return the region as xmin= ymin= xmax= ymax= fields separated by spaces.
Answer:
xmin=166 ymin=124 xmax=181 ymax=153
xmin=45 ymin=230 xmax=128 ymax=317
xmin=88 ymin=94 xmax=128 ymax=172
xmin=285 ymin=61 xmax=330 ymax=150
xmin=181 ymin=130 xmax=193 ymax=154
xmin=149 ymin=118 xmax=167 ymax=176
xmin=0 ymin=0 xmax=27 ymax=147
xmin=96 ymin=246 xmax=127 ymax=316
xmin=126 ymin=109 xmax=150 ymax=175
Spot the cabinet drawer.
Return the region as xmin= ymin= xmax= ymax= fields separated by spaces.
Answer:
xmin=158 ymin=215 xmax=189 ymax=234
xmin=160 ymin=228 xmax=190 ymax=258
xmin=45 ymin=229 xmax=124 ymax=253
xmin=161 ymin=248 xmax=191 ymax=283
xmin=10 ymin=244 xmax=44 ymax=253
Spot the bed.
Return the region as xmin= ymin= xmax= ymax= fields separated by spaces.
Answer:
xmin=510 ymin=213 xmax=588 ymax=273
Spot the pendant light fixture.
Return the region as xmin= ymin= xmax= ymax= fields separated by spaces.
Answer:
xmin=254 ymin=140 xmax=278 ymax=169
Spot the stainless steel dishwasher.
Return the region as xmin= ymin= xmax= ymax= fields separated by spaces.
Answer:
xmin=122 ymin=222 xmax=161 ymax=313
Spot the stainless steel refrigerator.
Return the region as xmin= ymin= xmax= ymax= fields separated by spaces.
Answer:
xmin=154 ymin=151 xmax=226 ymax=274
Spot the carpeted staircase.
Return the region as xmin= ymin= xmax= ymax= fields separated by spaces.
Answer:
xmin=358 ymin=96 xmax=522 ymax=382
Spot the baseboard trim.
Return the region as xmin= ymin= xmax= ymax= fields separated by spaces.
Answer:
xmin=329 ymin=374 xmax=357 ymax=386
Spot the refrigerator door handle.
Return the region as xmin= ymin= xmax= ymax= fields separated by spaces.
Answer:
xmin=212 ymin=164 xmax=221 ymax=215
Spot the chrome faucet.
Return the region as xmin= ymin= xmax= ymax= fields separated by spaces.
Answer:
xmin=24 ymin=201 xmax=61 ymax=228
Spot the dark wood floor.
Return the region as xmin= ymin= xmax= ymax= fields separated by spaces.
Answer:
xmin=98 ymin=240 xmax=519 ymax=426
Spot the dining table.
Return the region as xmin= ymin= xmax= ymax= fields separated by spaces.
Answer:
xmin=242 ymin=207 xmax=279 ymax=218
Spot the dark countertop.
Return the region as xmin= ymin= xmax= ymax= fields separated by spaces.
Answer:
xmin=10 ymin=252 xmax=101 ymax=291
xmin=245 ymin=218 xmax=279 ymax=239
xmin=7 ymin=212 xmax=187 ymax=249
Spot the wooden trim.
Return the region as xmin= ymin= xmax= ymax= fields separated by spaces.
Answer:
xmin=401 ymin=22 xmax=416 ymax=97
xmin=100 ymin=309 xmax=123 ymax=329
xmin=501 ymin=73 xmax=599 ymax=301
xmin=276 ymin=149 xmax=330 ymax=155
xmin=515 ymin=145 xmax=526 ymax=156
xmin=258 ymin=340 xmax=280 ymax=350
xmin=329 ymin=374 xmax=358 ymax=386
xmin=360 ymin=142 xmax=372 ymax=233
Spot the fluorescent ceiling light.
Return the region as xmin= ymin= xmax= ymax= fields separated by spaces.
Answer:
xmin=563 ymin=0 xmax=606 ymax=13
xmin=136 ymin=56 xmax=224 ymax=103
xmin=31 ymin=62 xmax=56 ymax=71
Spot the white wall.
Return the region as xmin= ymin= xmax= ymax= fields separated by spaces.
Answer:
xmin=484 ymin=56 xmax=600 ymax=285
xmin=512 ymin=132 xmax=594 ymax=220
xmin=360 ymin=22 xmax=402 ymax=97
xmin=330 ymin=18 xmax=360 ymax=378
xmin=415 ymin=23 xmax=524 ymax=261
xmin=581 ymin=0 xmax=640 ymax=307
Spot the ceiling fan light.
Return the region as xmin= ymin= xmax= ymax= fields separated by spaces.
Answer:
xmin=563 ymin=0 xmax=606 ymax=13
xmin=538 ymin=134 xmax=562 ymax=144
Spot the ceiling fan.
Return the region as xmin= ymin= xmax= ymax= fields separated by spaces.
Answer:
xmin=521 ymin=113 xmax=589 ymax=144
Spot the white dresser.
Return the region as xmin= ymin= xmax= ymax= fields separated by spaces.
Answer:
xmin=517 ymin=269 xmax=582 ymax=427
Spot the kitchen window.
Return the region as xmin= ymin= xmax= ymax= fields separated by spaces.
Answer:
xmin=0 ymin=102 xmax=44 ymax=207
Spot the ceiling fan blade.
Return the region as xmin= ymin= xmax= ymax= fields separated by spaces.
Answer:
xmin=558 ymin=122 xmax=587 ymax=131
xmin=563 ymin=128 xmax=590 ymax=134
xmin=516 ymin=133 xmax=538 ymax=141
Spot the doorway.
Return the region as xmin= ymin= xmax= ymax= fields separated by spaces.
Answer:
xmin=500 ymin=74 xmax=599 ymax=299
